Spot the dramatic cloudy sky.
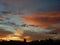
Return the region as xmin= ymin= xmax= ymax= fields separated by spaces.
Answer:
xmin=0 ymin=0 xmax=60 ymax=42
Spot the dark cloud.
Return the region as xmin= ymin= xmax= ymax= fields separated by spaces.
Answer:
xmin=0 ymin=0 xmax=60 ymax=14
xmin=24 ymin=31 xmax=54 ymax=40
xmin=0 ymin=29 xmax=13 ymax=34
xmin=0 ymin=28 xmax=13 ymax=37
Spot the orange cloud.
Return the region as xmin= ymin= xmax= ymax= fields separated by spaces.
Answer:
xmin=22 ymin=12 xmax=60 ymax=28
xmin=0 ymin=16 xmax=6 ymax=19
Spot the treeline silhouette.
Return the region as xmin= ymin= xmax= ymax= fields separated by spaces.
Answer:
xmin=0 ymin=39 xmax=60 ymax=45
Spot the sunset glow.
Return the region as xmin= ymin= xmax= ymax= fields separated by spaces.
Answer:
xmin=0 ymin=0 xmax=60 ymax=42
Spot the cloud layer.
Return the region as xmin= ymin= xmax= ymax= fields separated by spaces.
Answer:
xmin=0 ymin=0 xmax=60 ymax=42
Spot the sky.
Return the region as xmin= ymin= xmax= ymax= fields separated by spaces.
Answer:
xmin=0 ymin=0 xmax=60 ymax=42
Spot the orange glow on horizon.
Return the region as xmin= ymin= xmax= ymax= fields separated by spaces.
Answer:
xmin=0 ymin=30 xmax=32 ymax=42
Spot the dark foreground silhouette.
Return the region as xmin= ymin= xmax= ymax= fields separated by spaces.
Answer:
xmin=0 ymin=39 xmax=60 ymax=45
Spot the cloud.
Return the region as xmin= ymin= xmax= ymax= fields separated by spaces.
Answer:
xmin=20 ymin=26 xmax=54 ymax=33
xmin=22 ymin=12 xmax=60 ymax=34
xmin=0 ymin=11 xmax=60 ymax=41
xmin=24 ymin=31 xmax=60 ymax=41
xmin=0 ymin=0 xmax=60 ymax=14
xmin=0 ymin=29 xmax=13 ymax=38
xmin=0 ymin=0 xmax=60 ymax=41
xmin=22 ymin=12 xmax=60 ymax=27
